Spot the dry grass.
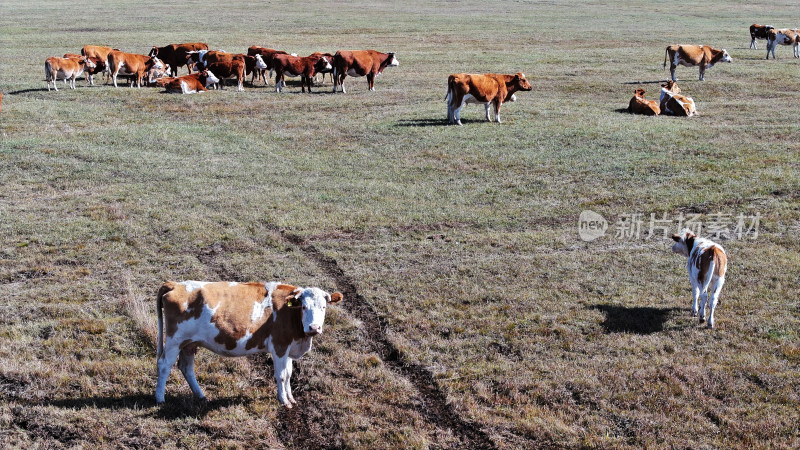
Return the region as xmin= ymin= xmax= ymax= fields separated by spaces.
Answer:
xmin=1 ymin=0 xmax=799 ymax=448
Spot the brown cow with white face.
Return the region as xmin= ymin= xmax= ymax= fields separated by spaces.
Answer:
xmin=162 ymin=69 xmax=220 ymax=94
xmin=45 ymin=56 xmax=96 ymax=91
xmin=659 ymin=81 xmax=696 ymax=117
xmin=81 ymin=45 xmax=118 ymax=83
xmin=149 ymin=42 xmax=209 ymax=76
xmin=107 ymin=51 xmax=165 ymax=88
xmin=750 ymin=24 xmax=774 ymax=49
xmin=663 ymin=45 xmax=732 ymax=81
xmin=331 ymin=50 xmax=398 ymax=93
xmin=628 ymin=88 xmax=660 ymax=116
xmin=246 ymin=46 xmax=290 ymax=85
xmin=155 ymin=281 xmax=343 ymax=407
xmin=272 ymin=53 xmax=333 ymax=93
xmin=671 ymin=230 xmax=728 ymax=328
xmin=445 ymin=72 xmax=532 ymax=125
xmin=765 ymin=28 xmax=800 ymax=59
xmin=64 ymin=53 xmax=106 ymax=86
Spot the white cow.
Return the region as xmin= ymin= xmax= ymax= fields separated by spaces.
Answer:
xmin=671 ymin=230 xmax=728 ymax=328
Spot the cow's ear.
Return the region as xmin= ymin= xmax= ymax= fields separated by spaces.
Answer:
xmin=329 ymin=292 xmax=343 ymax=304
xmin=685 ymin=231 xmax=697 ymax=239
xmin=671 ymin=234 xmax=681 ymax=242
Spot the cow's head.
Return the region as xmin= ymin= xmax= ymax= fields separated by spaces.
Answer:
xmin=149 ymin=46 xmax=159 ymax=57
xmin=719 ymin=49 xmax=732 ymax=63
xmin=253 ymin=54 xmax=268 ymax=70
xmin=285 ymin=287 xmax=343 ymax=337
xmin=634 ymin=88 xmax=646 ymax=98
xmin=148 ymin=64 xmax=171 ymax=83
xmin=314 ymin=56 xmax=333 ymax=73
xmin=387 ymin=52 xmax=399 ymax=67
xmin=82 ymin=56 xmax=97 ymax=70
xmin=200 ymin=69 xmax=220 ymax=87
xmin=513 ymin=72 xmax=532 ymax=91
xmin=661 ymin=80 xmax=680 ymax=93
xmin=147 ymin=56 xmax=165 ymax=71
xmin=671 ymin=229 xmax=696 ymax=257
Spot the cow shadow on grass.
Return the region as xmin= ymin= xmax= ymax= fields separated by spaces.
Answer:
xmin=394 ymin=118 xmax=488 ymax=127
xmin=591 ymin=304 xmax=682 ymax=334
xmin=38 ymin=394 xmax=247 ymax=419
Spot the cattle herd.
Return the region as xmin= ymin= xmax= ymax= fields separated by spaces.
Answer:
xmin=32 ymin=23 xmax=791 ymax=408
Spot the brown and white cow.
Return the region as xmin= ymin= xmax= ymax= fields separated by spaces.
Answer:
xmin=272 ymin=53 xmax=333 ymax=93
xmin=765 ymin=28 xmax=800 ymax=59
xmin=246 ymin=46 xmax=290 ymax=85
xmin=750 ymin=24 xmax=775 ymax=50
xmin=663 ymin=45 xmax=732 ymax=81
xmin=193 ymin=52 xmax=268 ymax=90
xmin=445 ymin=72 xmax=532 ymax=125
xmin=671 ymin=230 xmax=728 ymax=328
xmin=81 ymin=45 xmax=118 ymax=83
xmin=162 ymin=69 xmax=220 ymax=94
xmin=107 ymin=51 xmax=165 ymax=88
xmin=309 ymin=52 xmax=335 ymax=84
xmin=627 ymin=88 xmax=660 ymax=116
xmin=659 ymin=81 xmax=696 ymax=117
xmin=45 ymin=56 xmax=96 ymax=91
xmin=155 ymin=281 xmax=343 ymax=407
xmin=64 ymin=53 xmax=106 ymax=86
xmin=149 ymin=42 xmax=209 ymax=76
xmin=331 ymin=50 xmax=398 ymax=93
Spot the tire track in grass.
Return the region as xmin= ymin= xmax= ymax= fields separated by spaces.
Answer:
xmin=278 ymin=229 xmax=497 ymax=449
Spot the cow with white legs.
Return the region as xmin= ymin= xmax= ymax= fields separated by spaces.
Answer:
xmin=750 ymin=24 xmax=774 ymax=50
xmin=663 ymin=45 xmax=732 ymax=81
xmin=765 ymin=28 xmax=800 ymax=59
xmin=671 ymin=230 xmax=728 ymax=328
xmin=331 ymin=50 xmax=398 ymax=93
xmin=155 ymin=281 xmax=343 ymax=407
xmin=659 ymin=81 xmax=696 ymax=117
xmin=45 ymin=56 xmax=96 ymax=91
xmin=107 ymin=51 xmax=165 ymax=88
xmin=445 ymin=72 xmax=532 ymax=125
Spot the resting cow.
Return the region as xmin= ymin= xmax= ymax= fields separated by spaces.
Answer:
xmin=445 ymin=72 xmax=532 ymax=125
xmin=272 ymin=53 xmax=333 ymax=93
xmin=162 ymin=69 xmax=220 ymax=94
xmin=108 ymin=51 xmax=165 ymax=87
xmin=331 ymin=50 xmax=398 ymax=93
xmin=765 ymin=28 xmax=800 ymax=59
xmin=750 ymin=24 xmax=774 ymax=50
xmin=627 ymin=88 xmax=660 ymax=116
xmin=45 ymin=56 xmax=96 ymax=91
xmin=659 ymin=81 xmax=696 ymax=117
xmin=149 ymin=42 xmax=209 ymax=76
xmin=155 ymin=281 xmax=343 ymax=407
xmin=663 ymin=45 xmax=732 ymax=81
xmin=671 ymin=230 xmax=728 ymax=328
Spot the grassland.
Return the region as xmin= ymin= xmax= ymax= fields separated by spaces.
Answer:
xmin=1 ymin=0 xmax=799 ymax=448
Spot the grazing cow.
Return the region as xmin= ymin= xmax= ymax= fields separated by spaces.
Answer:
xmin=64 ymin=53 xmax=106 ymax=86
xmin=81 ymin=45 xmax=118 ymax=83
xmin=155 ymin=281 xmax=343 ymax=407
xmin=663 ymin=45 xmax=732 ymax=81
xmin=659 ymin=81 xmax=696 ymax=117
xmin=627 ymin=88 xmax=660 ymax=116
xmin=671 ymin=230 xmax=728 ymax=328
xmin=750 ymin=24 xmax=775 ymax=49
xmin=272 ymin=53 xmax=333 ymax=93
xmin=45 ymin=56 xmax=96 ymax=91
xmin=149 ymin=42 xmax=209 ymax=76
xmin=163 ymin=69 xmax=220 ymax=94
xmin=445 ymin=72 xmax=532 ymax=125
xmin=331 ymin=50 xmax=399 ymax=93
xmin=247 ymin=46 xmax=290 ymax=85
xmin=107 ymin=51 xmax=165 ymax=88
xmin=765 ymin=28 xmax=800 ymax=59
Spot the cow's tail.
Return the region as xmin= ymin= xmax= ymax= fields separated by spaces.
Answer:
xmin=44 ymin=60 xmax=52 ymax=82
xmin=156 ymin=284 xmax=170 ymax=359
xmin=663 ymin=46 xmax=669 ymax=69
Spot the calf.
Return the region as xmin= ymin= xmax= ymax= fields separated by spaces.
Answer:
xmin=663 ymin=44 xmax=732 ymax=81
xmin=272 ymin=53 xmax=333 ymax=93
xmin=766 ymin=28 xmax=800 ymax=59
xmin=150 ymin=42 xmax=209 ymax=76
xmin=332 ymin=50 xmax=399 ymax=93
xmin=671 ymin=230 xmax=728 ymax=328
xmin=659 ymin=81 xmax=696 ymax=117
xmin=45 ymin=56 xmax=96 ymax=91
xmin=627 ymin=88 xmax=660 ymax=116
xmin=155 ymin=281 xmax=343 ymax=407
xmin=108 ymin=51 xmax=165 ymax=88
xmin=163 ymin=69 xmax=220 ymax=94
xmin=750 ymin=24 xmax=774 ymax=50
xmin=64 ymin=53 xmax=106 ymax=86
xmin=445 ymin=72 xmax=532 ymax=125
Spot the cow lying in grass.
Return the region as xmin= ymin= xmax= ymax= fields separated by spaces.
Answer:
xmin=671 ymin=230 xmax=728 ymax=328
xmin=659 ymin=81 xmax=696 ymax=117
xmin=155 ymin=281 xmax=343 ymax=407
xmin=627 ymin=88 xmax=660 ymax=115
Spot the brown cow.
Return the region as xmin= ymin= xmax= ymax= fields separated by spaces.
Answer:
xmin=81 ymin=45 xmax=119 ymax=83
xmin=627 ymin=88 xmax=660 ymax=116
xmin=45 ymin=56 xmax=96 ymax=91
xmin=331 ymin=50 xmax=398 ymax=93
xmin=272 ymin=53 xmax=333 ymax=93
xmin=445 ymin=72 xmax=532 ymax=125
xmin=663 ymin=45 xmax=732 ymax=81
xmin=766 ymin=28 xmax=800 ymax=59
xmin=659 ymin=81 xmax=696 ymax=117
xmin=163 ymin=69 xmax=220 ymax=94
xmin=64 ymin=53 xmax=106 ymax=86
xmin=193 ymin=52 xmax=268 ymax=90
xmin=149 ymin=42 xmax=209 ymax=76
xmin=247 ymin=46 xmax=290 ymax=85
xmin=750 ymin=24 xmax=774 ymax=50
xmin=310 ymin=52 xmax=335 ymax=84
xmin=108 ymin=51 xmax=165 ymax=87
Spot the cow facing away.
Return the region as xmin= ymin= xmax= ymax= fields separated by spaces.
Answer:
xmin=765 ymin=29 xmax=800 ymax=59
xmin=671 ymin=230 xmax=728 ymax=328
xmin=663 ymin=45 xmax=732 ymax=81
xmin=45 ymin=56 xmax=96 ymax=91
xmin=659 ymin=81 xmax=696 ymax=117
xmin=155 ymin=281 xmax=343 ymax=407
xmin=331 ymin=50 xmax=398 ymax=93
xmin=445 ymin=72 xmax=532 ymax=125
xmin=627 ymin=88 xmax=660 ymax=116
xmin=750 ymin=24 xmax=775 ymax=49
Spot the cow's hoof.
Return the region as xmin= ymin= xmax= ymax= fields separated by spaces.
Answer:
xmin=284 ymin=403 xmax=293 ymax=409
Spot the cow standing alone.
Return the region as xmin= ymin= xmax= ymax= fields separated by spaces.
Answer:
xmin=663 ymin=44 xmax=732 ymax=81
xmin=445 ymin=72 xmax=532 ymax=125
xmin=671 ymin=230 xmax=728 ymax=328
xmin=331 ymin=50 xmax=398 ymax=93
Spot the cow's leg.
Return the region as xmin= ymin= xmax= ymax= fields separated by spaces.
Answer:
xmin=340 ymin=75 xmax=347 ymax=94
xmin=237 ymin=75 xmax=244 ymax=92
xmin=750 ymin=38 xmax=756 ymax=50
xmin=484 ymin=103 xmax=492 ymax=121
xmin=766 ymin=40 xmax=774 ymax=59
xmin=706 ymin=276 xmax=724 ymax=328
xmin=698 ymin=290 xmax=709 ymax=324
xmin=494 ymin=100 xmax=503 ymax=124
xmin=690 ymin=281 xmax=701 ymax=317
xmin=794 ymin=43 xmax=799 ymax=58
xmin=367 ymin=73 xmax=375 ymax=91
xmin=272 ymin=352 xmax=293 ymax=408
xmin=699 ymin=66 xmax=704 ymax=81
xmin=670 ymin=65 xmax=677 ymax=82
xmin=70 ymin=75 xmax=76 ymax=89
xmin=156 ymin=343 xmax=181 ymax=403
xmin=284 ymin=358 xmax=297 ymax=405
xmin=177 ymin=345 xmax=206 ymax=400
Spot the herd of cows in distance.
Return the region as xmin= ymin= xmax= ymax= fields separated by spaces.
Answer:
xmin=32 ymin=23 xmax=794 ymax=408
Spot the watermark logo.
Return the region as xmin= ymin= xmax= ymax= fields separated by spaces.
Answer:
xmin=579 ymin=210 xmax=608 ymax=242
